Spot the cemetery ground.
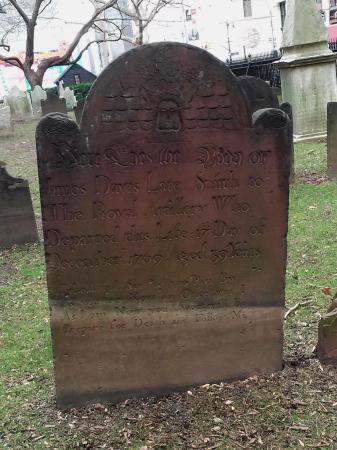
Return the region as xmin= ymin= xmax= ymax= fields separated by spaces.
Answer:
xmin=0 ymin=122 xmax=337 ymax=450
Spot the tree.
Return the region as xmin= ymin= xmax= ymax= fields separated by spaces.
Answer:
xmin=112 ymin=0 xmax=185 ymax=45
xmin=0 ymin=0 xmax=122 ymax=88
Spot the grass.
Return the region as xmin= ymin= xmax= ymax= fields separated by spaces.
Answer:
xmin=1 ymin=129 xmax=337 ymax=449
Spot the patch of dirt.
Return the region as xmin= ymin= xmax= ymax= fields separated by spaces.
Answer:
xmin=0 ymin=250 xmax=18 ymax=286
xmin=300 ymin=171 xmax=328 ymax=185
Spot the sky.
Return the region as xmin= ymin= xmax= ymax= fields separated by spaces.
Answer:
xmin=11 ymin=0 xmax=96 ymax=53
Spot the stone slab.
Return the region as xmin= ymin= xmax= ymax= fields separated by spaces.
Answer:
xmin=36 ymin=43 xmax=291 ymax=408
xmin=41 ymin=93 xmax=67 ymax=116
xmin=327 ymin=102 xmax=337 ymax=180
xmin=318 ymin=306 xmax=337 ymax=365
xmin=0 ymin=165 xmax=38 ymax=249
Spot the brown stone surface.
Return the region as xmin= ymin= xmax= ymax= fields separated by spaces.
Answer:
xmin=41 ymin=92 xmax=67 ymax=116
xmin=327 ymin=102 xmax=337 ymax=180
xmin=36 ymin=43 xmax=291 ymax=408
xmin=318 ymin=304 xmax=337 ymax=365
xmin=0 ymin=165 xmax=38 ymax=249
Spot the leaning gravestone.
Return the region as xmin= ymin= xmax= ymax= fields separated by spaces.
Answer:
xmin=36 ymin=43 xmax=291 ymax=408
xmin=0 ymin=163 xmax=38 ymax=249
xmin=6 ymin=87 xmax=32 ymax=121
xmin=41 ymin=92 xmax=67 ymax=115
xmin=327 ymin=102 xmax=337 ymax=180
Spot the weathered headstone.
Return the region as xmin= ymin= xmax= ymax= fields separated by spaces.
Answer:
xmin=31 ymin=85 xmax=47 ymax=117
xmin=318 ymin=300 xmax=337 ymax=365
xmin=58 ymin=80 xmax=65 ymax=98
xmin=6 ymin=87 xmax=32 ymax=121
xmin=41 ymin=92 xmax=67 ymax=116
xmin=239 ymin=76 xmax=279 ymax=114
xmin=0 ymin=163 xmax=38 ymax=249
xmin=63 ymin=87 xmax=77 ymax=110
xmin=36 ymin=43 xmax=291 ymax=408
xmin=74 ymin=99 xmax=85 ymax=124
xmin=327 ymin=102 xmax=337 ymax=180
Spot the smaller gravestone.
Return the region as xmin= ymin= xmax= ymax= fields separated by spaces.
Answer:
xmin=58 ymin=80 xmax=65 ymax=98
xmin=327 ymin=102 xmax=337 ymax=180
xmin=0 ymin=163 xmax=38 ymax=249
xmin=318 ymin=300 xmax=337 ymax=365
xmin=281 ymin=102 xmax=295 ymax=183
xmin=74 ymin=98 xmax=85 ymax=124
xmin=31 ymin=85 xmax=47 ymax=117
xmin=239 ymin=76 xmax=279 ymax=114
xmin=41 ymin=92 xmax=67 ymax=115
xmin=239 ymin=77 xmax=295 ymax=183
xmin=6 ymin=87 xmax=32 ymax=121
xmin=0 ymin=103 xmax=12 ymax=135
xmin=63 ymin=87 xmax=77 ymax=110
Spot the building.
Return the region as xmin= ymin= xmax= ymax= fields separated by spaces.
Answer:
xmin=55 ymin=63 xmax=97 ymax=87
xmin=144 ymin=0 xmax=336 ymax=61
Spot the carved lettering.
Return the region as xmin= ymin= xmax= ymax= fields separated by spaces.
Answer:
xmin=93 ymin=201 xmax=136 ymax=220
xmin=197 ymin=144 xmax=243 ymax=168
xmin=95 ymin=175 xmax=139 ymax=194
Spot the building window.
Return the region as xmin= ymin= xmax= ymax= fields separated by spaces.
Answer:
xmin=330 ymin=0 xmax=337 ymax=23
xmin=74 ymin=74 xmax=81 ymax=84
xmin=279 ymin=1 xmax=286 ymax=27
xmin=243 ymin=0 xmax=252 ymax=17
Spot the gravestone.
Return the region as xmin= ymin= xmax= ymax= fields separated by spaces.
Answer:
xmin=58 ymin=80 xmax=65 ymax=98
xmin=280 ymin=102 xmax=295 ymax=183
xmin=31 ymin=85 xmax=47 ymax=117
xmin=41 ymin=92 xmax=67 ymax=115
xmin=239 ymin=78 xmax=295 ymax=182
xmin=6 ymin=87 xmax=32 ymax=121
xmin=74 ymin=99 xmax=85 ymax=124
xmin=239 ymin=76 xmax=279 ymax=114
xmin=327 ymin=102 xmax=337 ymax=180
xmin=36 ymin=43 xmax=291 ymax=408
xmin=0 ymin=163 xmax=38 ymax=249
xmin=318 ymin=300 xmax=337 ymax=365
xmin=63 ymin=87 xmax=77 ymax=110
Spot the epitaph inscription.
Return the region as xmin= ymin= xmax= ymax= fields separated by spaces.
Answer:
xmin=36 ymin=44 xmax=291 ymax=408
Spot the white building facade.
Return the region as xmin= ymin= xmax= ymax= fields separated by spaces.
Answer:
xmin=145 ymin=0 xmax=335 ymax=61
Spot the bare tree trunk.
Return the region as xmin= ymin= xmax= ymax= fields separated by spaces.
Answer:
xmin=138 ymin=18 xmax=144 ymax=45
xmin=23 ymin=66 xmax=43 ymax=88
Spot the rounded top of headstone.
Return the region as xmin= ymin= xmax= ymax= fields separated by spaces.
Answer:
xmin=81 ymin=42 xmax=251 ymax=135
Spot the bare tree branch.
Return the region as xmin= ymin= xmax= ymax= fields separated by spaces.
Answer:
xmin=7 ymin=0 xmax=29 ymax=24
xmin=0 ymin=54 xmax=23 ymax=69
xmin=38 ymin=0 xmax=53 ymax=17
